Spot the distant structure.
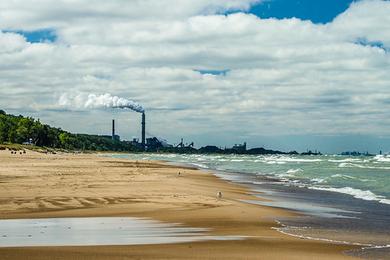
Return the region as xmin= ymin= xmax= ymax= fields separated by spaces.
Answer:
xmin=127 ymin=113 xmax=147 ymax=150
xmin=107 ymin=114 xmax=312 ymax=155
xmin=198 ymin=145 xmax=222 ymax=153
xmin=127 ymin=112 xmax=174 ymax=151
xmin=340 ymin=151 xmax=373 ymax=156
xmin=130 ymin=138 xmax=142 ymax=150
xmin=112 ymin=119 xmax=115 ymax=140
xmin=142 ymin=112 xmax=146 ymax=150
xmin=146 ymin=137 xmax=173 ymax=151
xmin=301 ymin=150 xmax=321 ymax=156
xmin=130 ymin=136 xmax=173 ymax=152
xmin=111 ymin=119 xmax=120 ymax=141
xmin=232 ymin=142 xmax=247 ymax=153
xmin=176 ymin=138 xmax=194 ymax=148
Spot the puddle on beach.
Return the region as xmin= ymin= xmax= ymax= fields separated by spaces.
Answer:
xmin=0 ymin=217 xmax=244 ymax=247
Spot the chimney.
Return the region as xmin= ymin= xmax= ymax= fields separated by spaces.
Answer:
xmin=141 ymin=112 xmax=146 ymax=149
xmin=112 ymin=119 xmax=115 ymax=140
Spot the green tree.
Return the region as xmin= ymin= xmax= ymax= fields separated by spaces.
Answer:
xmin=0 ymin=111 xmax=138 ymax=151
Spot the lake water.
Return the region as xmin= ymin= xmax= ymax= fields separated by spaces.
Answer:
xmin=111 ymin=153 xmax=390 ymax=258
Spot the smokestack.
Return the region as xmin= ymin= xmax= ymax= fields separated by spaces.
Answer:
xmin=142 ymin=112 xmax=146 ymax=149
xmin=112 ymin=119 xmax=115 ymax=140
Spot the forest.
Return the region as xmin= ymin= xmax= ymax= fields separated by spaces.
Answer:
xmin=0 ymin=110 xmax=138 ymax=152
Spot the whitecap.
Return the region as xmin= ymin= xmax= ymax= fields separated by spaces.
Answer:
xmin=374 ymin=155 xmax=390 ymax=162
xmin=309 ymin=186 xmax=390 ymax=205
xmin=359 ymin=178 xmax=376 ymax=182
xmin=264 ymin=157 xmax=322 ymax=163
xmin=338 ymin=162 xmax=390 ymax=170
xmin=328 ymin=158 xmax=363 ymax=163
xmin=266 ymin=161 xmax=287 ymax=165
xmin=286 ymin=168 xmax=303 ymax=174
xmin=311 ymin=178 xmax=327 ymax=184
xmin=331 ymin=174 xmax=356 ymax=180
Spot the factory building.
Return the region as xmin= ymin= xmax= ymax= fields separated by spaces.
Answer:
xmin=146 ymin=137 xmax=173 ymax=151
xmin=232 ymin=142 xmax=247 ymax=153
xmin=111 ymin=112 xmax=173 ymax=151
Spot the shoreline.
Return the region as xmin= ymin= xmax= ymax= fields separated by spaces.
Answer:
xmin=146 ymin=157 xmax=390 ymax=253
xmin=112 ymin=153 xmax=390 ymax=251
xmin=0 ymin=150 xmax=359 ymax=259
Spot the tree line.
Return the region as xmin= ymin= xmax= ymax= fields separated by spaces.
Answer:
xmin=0 ymin=110 xmax=139 ymax=152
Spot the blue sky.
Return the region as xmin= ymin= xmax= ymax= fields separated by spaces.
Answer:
xmin=8 ymin=29 xmax=57 ymax=43
xmin=248 ymin=0 xmax=356 ymax=24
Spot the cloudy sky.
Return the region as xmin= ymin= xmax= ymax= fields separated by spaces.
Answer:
xmin=0 ymin=0 xmax=389 ymax=153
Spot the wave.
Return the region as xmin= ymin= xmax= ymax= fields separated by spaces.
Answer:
xmin=260 ymin=157 xmax=322 ymax=165
xmin=286 ymin=168 xmax=303 ymax=174
xmin=338 ymin=163 xmax=360 ymax=168
xmin=264 ymin=157 xmax=322 ymax=163
xmin=273 ymin=169 xmax=305 ymax=180
xmin=328 ymin=158 xmax=363 ymax=163
xmin=265 ymin=161 xmax=287 ymax=165
xmin=273 ymin=221 xmax=390 ymax=252
xmin=331 ymin=174 xmax=356 ymax=179
xmin=273 ymin=220 xmax=372 ymax=247
xmin=330 ymin=174 xmax=376 ymax=183
xmin=309 ymin=186 xmax=390 ymax=205
xmin=374 ymin=155 xmax=390 ymax=163
xmin=311 ymin=178 xmax=327 ymax=184
xmin=190 ymin=163 xmax=209 ymax=169
xmin=338 ymin=162 xmax=390 ymax=170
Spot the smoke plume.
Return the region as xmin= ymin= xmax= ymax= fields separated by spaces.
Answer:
xmin=59 ymin=93 xmax=144 ymax=113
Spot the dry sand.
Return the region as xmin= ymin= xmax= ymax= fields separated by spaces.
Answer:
xmin=0 ymin=150 xmax=359 ymax=259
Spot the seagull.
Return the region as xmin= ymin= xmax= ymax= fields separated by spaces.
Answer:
xmin=217 ymin=191 xmax=223 ymax=200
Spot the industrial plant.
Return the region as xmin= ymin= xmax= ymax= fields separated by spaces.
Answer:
xmin=108 ymin=112 xmax=314 ymax=155
xmin=111 ymin=112 xmax=173 ymax=152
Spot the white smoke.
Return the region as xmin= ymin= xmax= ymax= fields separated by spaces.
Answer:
xmin=59 ymin=93 xmax=144 ymax=113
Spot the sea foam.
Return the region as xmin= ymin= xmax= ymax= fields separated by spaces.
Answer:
xmin=309 ymin=186 xmax=390 ymax=205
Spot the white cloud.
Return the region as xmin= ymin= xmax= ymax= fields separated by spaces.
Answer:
xmin=0 ymin=31 xmax=27 ymax=53
xmin=0 ymin=0 xmax=259 ymax=29
xmin=0 ymin=0 xmax=389 ymax=146
xmin=329 ymin=0 xmax=390 ymax=46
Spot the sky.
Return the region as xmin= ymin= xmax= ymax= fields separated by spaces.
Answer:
xmin=0 ymin=0 xmax=390 ymax=153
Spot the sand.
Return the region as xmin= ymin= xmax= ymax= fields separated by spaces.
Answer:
xmin=0 ymin=150 xmax=359 ymax=259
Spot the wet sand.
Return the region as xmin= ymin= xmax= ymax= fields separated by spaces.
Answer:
xmin=0 ymin=150 xmax=359 ymax=259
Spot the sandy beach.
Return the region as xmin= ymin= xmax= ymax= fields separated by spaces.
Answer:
xmin=0 ymin=150 xmax=359 ymax=259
